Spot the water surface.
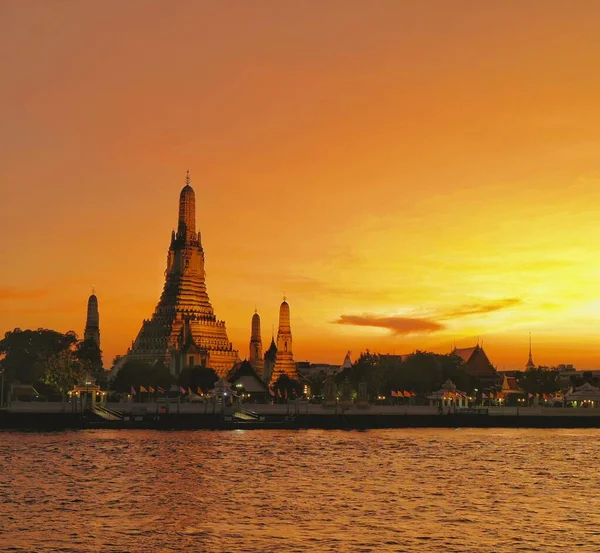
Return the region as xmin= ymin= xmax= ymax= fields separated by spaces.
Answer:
xmin=1 ymin=429 xmax=599 ymax=552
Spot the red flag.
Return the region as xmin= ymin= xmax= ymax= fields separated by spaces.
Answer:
xmin=410 ymin=391 xmax=416 ymax=397
xmin=179 ymin=385 xmax=186 ymax=394
xmin=269 ymin=388 xmax=275 ymax=396
xmin=197 ymin=387 xmax=203 ymax=395
xmin=148 ymin=386 xmax=155 ymax=393
xmin=403 ymin=391 xmax=411 ymax=398
xmin=130 ymin=385 xmax=136 ymax=396
xmin=391 ymin=390 xmax=397 ymax=397
xmin=528 ymin=393 xmax=533 ymax=399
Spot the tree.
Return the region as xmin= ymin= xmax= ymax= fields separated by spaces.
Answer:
xmin=271 ymin=373 xmax=303 ymax=402
xmin=337 ymin=350 xmax=384 ymax=397
xmin=43 ymin=349 xmax=89 ymax=395
xmin=76 ymin=338 xmax=103 ymax=370
xmin=178 ymin=366 xmax=218 ymax=393
xmin=304 ymin=370 xmax=327 ymax=397
xmin=399 ymin=352 xmax=443 ymax=395
xmin=516 ymin=367 xmax=561 ymax=396
xmin=110 ymin=359 xmax=176 ymax=393
xmin=0 ymin=328 xmax=78 ymax=385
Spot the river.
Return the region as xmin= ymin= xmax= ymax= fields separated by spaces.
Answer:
xmin=1 ymin=429 xmax=599 ymax=552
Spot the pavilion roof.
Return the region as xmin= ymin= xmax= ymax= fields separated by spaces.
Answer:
xmin=566 ymin=382 xmax=600 ymax=401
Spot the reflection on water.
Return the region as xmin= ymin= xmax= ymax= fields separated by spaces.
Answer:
xmin=1 ymin=429 xmax=600 ymax=552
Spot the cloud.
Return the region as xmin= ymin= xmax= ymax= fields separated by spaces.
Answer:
xmin=334 ymin=314 xmax=445 ymax=335
xmin=439 ymin=298 xmax=522 ymax=319
xmin=0 ymin=287 xmax=49 ymax=301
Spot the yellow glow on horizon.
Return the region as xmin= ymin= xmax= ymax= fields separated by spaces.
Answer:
xmin=1 ymin=2 xmax=600 ymax=369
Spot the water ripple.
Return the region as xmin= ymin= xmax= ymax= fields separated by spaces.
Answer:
xmin=2 ymin=429 xmax=600 ymax=552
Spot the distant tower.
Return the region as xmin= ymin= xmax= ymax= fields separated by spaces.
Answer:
xmin=249 ymin=309 xmax=264 ymax=377
xmin=525 ymin=333 xmax=535 ymax=369
xmin=270 ymin=297 xmax=297 ymax=385
xmin=84 ymin=288 xmax=100 ymax=347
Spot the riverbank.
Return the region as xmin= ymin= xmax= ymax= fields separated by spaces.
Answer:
xmin=3 ymin=403 xmax=600 ymax=430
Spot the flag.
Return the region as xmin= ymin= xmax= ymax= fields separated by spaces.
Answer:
xmin=277 ymin=389 xmax=282 ymax=398
xmin=148 ymin=386 xmax=155 ymax=393
xmin=188 ymin=387 xmax=192 ymax=395
xmin=528 ymin=393 xmax=533 ymax=399
xmin=391 ymin=390 xmax=397 ymax=397
xmin=269 ymin=388 xmax=275 ymax=396
xmin=489 ymin=392 xmax=495 ymax=399
xmin=410 ymin=391 xmax=416 ymax=397
xmin=284 ymin=389 xmax=288 ymax=400
xmin=403 ymin=391 xmax=411 ymax=398
xmin=197 ymin=387 xmax=203 ymax=395
xmin=130 ymin=385 xmax=136 ymax=396
xmin=482 ymin=393 xmax=488 ymax=399
xmin=158 ymin=386 xmax=165 ymax=394
xmin=140 ymin=386 xmax=148 ymax=393
xmin=179 ymin=385 xmax=186 ymax=394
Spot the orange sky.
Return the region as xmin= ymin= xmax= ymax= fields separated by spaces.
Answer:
xmin=1 ymin=1 xmax=600 ymax=369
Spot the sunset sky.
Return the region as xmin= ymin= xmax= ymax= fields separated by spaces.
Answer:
xmin=2 ymin=1 xmax=600 ymax=369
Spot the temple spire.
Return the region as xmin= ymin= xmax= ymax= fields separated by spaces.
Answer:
xmin=526 ymin=333 xmax=535 ymax=369
xmin=249 ymin=309 xmax=264 ymax=376
xmin=84 ymin=289 xmax=100 ymax=348
xmin=178 ymin=170 xmax=196 ymax=241
xmin=270 ymin=297 xmax=297 ymax=385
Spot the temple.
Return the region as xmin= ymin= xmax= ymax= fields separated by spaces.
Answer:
xmin=270 ymin=298 xmax=297 ymax=385
xmin=84 ymin=288 xmax=100 ymax=347
xmin=451 ymin=343 xmax=500 ymax=388
xmin=127 ymin=172 xmax=239 ymax=377
xmin=249 ymin=309 xmax=264 ymax=377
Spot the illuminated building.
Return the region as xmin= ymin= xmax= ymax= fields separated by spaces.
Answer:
xmin=127 ymin=172 xmax=239 ymax=377
xmin=269 ymin=297 xmax=297 ymax=384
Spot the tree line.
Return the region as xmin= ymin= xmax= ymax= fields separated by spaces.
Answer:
xmin=2 ymin=327 xmax=589 ymax=402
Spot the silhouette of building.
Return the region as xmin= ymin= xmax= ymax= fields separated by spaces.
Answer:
xmin=127 ymin=172 xmax=239 ymax=377
xmin=451 ymin=344 xmax=500 ymax=388
xmin=249 ymin=309 xmax=264 ymax=377
xmin=84 ymin=288 xmax=100 ymax=347
xmin=525 ymin=333 xmax=535 ymax=369
xmin=270 ymin=297 xmax=297 ymax=384
xmin=263 ymin=335 xmax=277 ymax=383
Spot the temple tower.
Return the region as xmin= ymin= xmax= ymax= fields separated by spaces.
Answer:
xmin=249 ymin=309 xmax=264 ymax=377
xmin=525 ymin=333 xmax=535 ymax=369
xmin=84 ymin=288 xmax=100 ymax=347
xmin=270 ymin=297 xmax=297 ymax=385
xmin=128 ymin=171 xmax=239 ymax=377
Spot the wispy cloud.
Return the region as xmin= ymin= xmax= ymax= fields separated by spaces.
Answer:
xmin=0 ymin=287 xmax=49 ymax=301
xmin=439 ymin=298 xmax=522 ymax=320
xmin=334 ymin=314 xmax=445 ymax=335
xmin=333 ymin=297 xmax=522 ymax=336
